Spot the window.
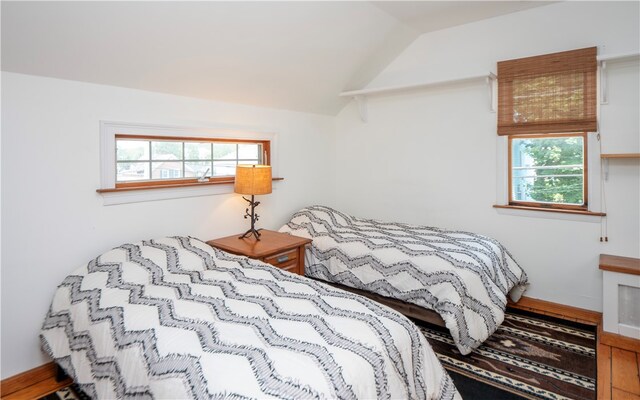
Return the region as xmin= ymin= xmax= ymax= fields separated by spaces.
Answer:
xmin=115 ymin=135 xmax=269 ymax=188
xmin=497 ymin=47 xmax=598 ymax=213
xmin=510 ymin=133 xmax=587 ymax=209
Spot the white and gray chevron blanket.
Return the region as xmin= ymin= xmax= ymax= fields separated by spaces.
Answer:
xmin=279 ymin=206 xmax=529 ymax=355
xmin=41 ymin=236 xmax=459 ymax=399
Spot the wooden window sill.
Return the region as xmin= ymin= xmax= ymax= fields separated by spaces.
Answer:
xmin=493 ymin=204 xmax=606 ymax=217
xmin=97 ymin=177 xmax=284 ymax=193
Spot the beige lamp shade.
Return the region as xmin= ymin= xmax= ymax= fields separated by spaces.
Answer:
xmin=234 ymin=165 xmax=272 ymax=195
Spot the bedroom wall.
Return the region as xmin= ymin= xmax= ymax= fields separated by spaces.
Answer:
xmin=334 ymin=2 xmax=640 ymax=311
xmin=0 ymin=72 xmax=336 ymax=378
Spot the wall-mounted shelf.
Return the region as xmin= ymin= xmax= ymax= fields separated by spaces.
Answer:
xmin=601 ymin=153 xmax=640 ymax=180
xmin=597 ymin=52 xmax=640 ymax=104
xmin=601 ymin=153 xmax=640 ymax=158
xmin=339 ymin=73 xmax=496 ymax=122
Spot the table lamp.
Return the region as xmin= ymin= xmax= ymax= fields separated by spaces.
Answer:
xmin=234 ymin=164 xmax=272 ymax=240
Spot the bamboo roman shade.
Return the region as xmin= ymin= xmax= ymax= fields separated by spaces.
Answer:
xmin=497 ymin=47 xmax=597 ymax=135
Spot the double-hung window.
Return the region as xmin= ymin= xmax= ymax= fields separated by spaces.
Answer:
xmin=510 ymin=133 xmax=587 ymax=209
xmin=498 ymin=47 xmax=597 ymax=211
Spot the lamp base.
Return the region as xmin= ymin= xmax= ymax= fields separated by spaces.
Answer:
xmin=239 ymin=195 xmax=262 ymax=241
xmin=239 ymin=227 xmax=262 ymax=241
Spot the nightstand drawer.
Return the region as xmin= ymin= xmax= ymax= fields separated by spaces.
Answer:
xmin=276 ymin=260 xmax=299 ymax=274
xmin=263 ymin=248 xmax=298 ymax=267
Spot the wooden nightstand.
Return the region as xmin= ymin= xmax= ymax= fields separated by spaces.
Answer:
xmin=207 ymin=230 xmax=312 ymax=275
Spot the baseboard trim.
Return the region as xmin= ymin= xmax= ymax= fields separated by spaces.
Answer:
xmin=1 ymin=362 xmax=70 ymax=398
xmin=508 ymin=295 xmax=602 ymax=325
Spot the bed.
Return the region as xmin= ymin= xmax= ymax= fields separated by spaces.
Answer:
xmin=279 ymin=206 xmax=529 ymax=356
xmin=41 ymin=236 xmax=459 ymax=399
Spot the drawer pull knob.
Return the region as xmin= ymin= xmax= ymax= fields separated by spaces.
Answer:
xmin=277 ymin=255 xmax=289 ymax=263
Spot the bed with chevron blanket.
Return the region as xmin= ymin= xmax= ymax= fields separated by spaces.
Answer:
xmin=41 ymin=236 xmax=459 ymax=399
xmin=279 ymin=206 xmax=529 ymax=356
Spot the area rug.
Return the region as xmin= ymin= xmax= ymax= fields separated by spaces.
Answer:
xmin=41 ymin=384 xmax=90 ymax=400
xmin=417 ymin=308 xmax=597 ymax=400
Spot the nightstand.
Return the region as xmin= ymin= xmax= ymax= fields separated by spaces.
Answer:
xmin=207 ymin=230 xmax=312 ymax=276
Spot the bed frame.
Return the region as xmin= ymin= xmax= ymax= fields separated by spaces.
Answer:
xmin=313 ymin=279 xmax=447 ymax=328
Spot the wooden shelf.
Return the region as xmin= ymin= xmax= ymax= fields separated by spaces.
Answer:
xmin=601 ymin=153 xmax=640 ymax=159
xmin=493 ymin=204 xmax=606 ymax=217
xmin=97 ymin=177 xmax=284 ymax=193
xmin=599 ymin=254 xmax=640 ymax=276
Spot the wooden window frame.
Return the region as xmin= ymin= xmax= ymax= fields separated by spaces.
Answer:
xmin=114 ymin=134 xmax=271 ymax=189
xmin=508 ymin=132 xmax=588 ymax=211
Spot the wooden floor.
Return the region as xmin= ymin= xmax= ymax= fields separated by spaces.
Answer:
xmin=599 ymin=343 xmax=640 ymax=400
xmin=3 ymin=301 xmax=640 ymax=399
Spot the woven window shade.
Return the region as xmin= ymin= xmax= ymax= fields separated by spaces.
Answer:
xmin=497 ymin=47 xmax=597 ymax=135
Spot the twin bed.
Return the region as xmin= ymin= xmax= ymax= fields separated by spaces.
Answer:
xmin=41 ymin=206 xmax=527 ymax=398
xmin=279 ymin=206 xmax=529 ymax=356
xmin=41 ymin=236 xmax=458 ymax=399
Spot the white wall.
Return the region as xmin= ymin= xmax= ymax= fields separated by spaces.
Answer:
xmin=335 ymin=2 xmax=640 ymax=311
xmin=0 ymin=72 xmax=336 ymax=378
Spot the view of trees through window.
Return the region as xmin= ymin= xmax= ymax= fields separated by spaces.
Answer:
xmin=511 ymin=135 xmax=585 ymax=205
xmin=116 ymin=137 xmax=263 ymax=183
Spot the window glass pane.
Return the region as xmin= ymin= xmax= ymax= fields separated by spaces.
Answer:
xmin=185 ymin=161 xmax=212 ymax=178
xmin=238 ymin=143 xmax=259 ymax=160
xmin=185 ymin=142 xmax=211 ymax=160
xmin=511 ymin=136 xmax=584 ymax=205
xmin=117 ymin=140 xmax=149 ymax=161
xmin=238 ymin=160 xmax=259 ymax=165
xmin=152 ymin=162 xmax=183 ymax=179
xmin=213 ymin=143 xmax=237 ymax=160
xmin=117 ymin=162 xmax=150 ymax=181
xmin=213 ymin=160 xmax=236 ymax=176
xmin=152 ymin=141 xmax=182 ymax=161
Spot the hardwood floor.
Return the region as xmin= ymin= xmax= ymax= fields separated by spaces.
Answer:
xmin=0 ymin=363 xmax=71 ymax=400
xmin=600 ymin=345 xmax=640 ymax=400
xmin=3 ymin=298 xmax=640 ymax=399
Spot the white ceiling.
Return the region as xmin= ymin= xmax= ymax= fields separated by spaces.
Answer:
xmin=1 ymin=1 xmax=553 ymax=115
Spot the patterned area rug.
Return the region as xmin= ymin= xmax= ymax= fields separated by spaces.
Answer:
xmin=41 ymin=384 xmax=90 ymax=400
xmin=417 ymin=308 xmax=597 ymax=400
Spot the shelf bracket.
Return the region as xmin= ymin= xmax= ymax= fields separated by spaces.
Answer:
xmin=487 ymin=73 xmax=497 ymax=112
xmin=603 ymin=157 xmax=610 ymax=181
xmin=600 ymin=60 xmax=608 ymax=105
xmin=354 ymin=95 xmax=368 ymax=122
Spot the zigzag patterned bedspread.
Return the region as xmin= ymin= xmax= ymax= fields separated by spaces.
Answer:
xmin=41 ymin=236 xmax=459 ymax=399
xmin=279 ymin=206 xmax=529 ymax=355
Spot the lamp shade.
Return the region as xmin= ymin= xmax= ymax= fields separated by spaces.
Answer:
xmin=234 ymin=165 xmax=272 ymax=195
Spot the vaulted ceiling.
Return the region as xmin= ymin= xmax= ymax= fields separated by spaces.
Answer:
xmin=1 ymin=1 xmax=552 ymax=115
